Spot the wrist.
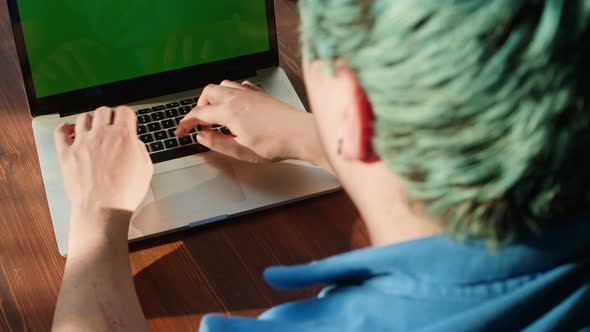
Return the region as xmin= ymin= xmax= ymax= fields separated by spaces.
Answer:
xmin=68 ymin=204 xmax=132 ymax=254
xmin=290 ymin=113 xmax=332 ymax=171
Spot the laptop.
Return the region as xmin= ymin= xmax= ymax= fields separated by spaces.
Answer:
xmin=7 ymin=0 xmax=340 ymax=255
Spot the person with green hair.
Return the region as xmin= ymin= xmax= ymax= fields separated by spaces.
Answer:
xmin=52 ymin=0 xmax=589 ymax=330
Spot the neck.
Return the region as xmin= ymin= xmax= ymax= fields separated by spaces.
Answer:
xmin=338 ymin=161 xmax=443 ymax=246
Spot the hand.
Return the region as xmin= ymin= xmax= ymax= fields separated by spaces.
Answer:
xmin=54 ymin=106 xmax=153 ymax=215
xmin=52 ymin=108 xmax=150 ymax=332
xmin=176 ymin=80 xmax=329 ymax=167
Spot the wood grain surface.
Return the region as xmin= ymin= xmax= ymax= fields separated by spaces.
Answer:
xmin=0 ymin=1 xmax=370 ymax=331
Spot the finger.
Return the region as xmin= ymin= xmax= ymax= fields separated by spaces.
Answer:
xmin=242 ymin=80 xmax=264 ymax=92
xmin=220 ymin=79 xmax=247 ymax=90
xmin=54 ymin=123 xmax=74 ymax=156
xmin=196 ymin=84 xmax=238 ymax=107
xmin=75 ymin=113 xmax=93 ymax=138
xmin=196 ymin=130 xmax=244 ymax=159
xmin=137 ymin=139 xmax=151 ymax=163
xmin=176 ymin=103 xmax=233 ymax=137
xmin=113 ymin=106 xmax=137 ymax=133
xmin=93 ymin=106 xmax=113 ymax=128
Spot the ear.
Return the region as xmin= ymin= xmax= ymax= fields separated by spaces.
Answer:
xmin=338 ymin=66 xmax=380 ymax=163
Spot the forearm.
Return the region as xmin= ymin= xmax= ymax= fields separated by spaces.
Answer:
xmin=53 ymin=208 xmax=147 ymax=331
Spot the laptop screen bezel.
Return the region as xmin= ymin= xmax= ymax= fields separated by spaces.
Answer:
xmin=7 ymin=0 xmax=279 ymax=117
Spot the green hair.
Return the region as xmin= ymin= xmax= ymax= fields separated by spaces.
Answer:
xmin=299 ymin=0 xmax=590 ymax=245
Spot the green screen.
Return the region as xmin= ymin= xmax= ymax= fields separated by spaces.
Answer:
xmin=16 ymin=1 xmax=270 ymax=98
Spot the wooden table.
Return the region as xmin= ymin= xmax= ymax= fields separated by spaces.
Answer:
xmin=0 ymin=1 xmax=370 ymax=330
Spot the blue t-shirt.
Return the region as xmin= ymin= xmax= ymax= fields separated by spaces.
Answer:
xmin=200 ymin=215 xmax=590 ymax=331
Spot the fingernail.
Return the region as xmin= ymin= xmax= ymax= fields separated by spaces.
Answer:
xmin=195 ymin=132 xmax=200 ymax=142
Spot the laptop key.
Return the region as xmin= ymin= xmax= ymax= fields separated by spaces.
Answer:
xmin=167 ymin=128 xmax=177 ymax=137
xmin=179 ymin=106 xmax=191 ymax=115
xmin=180 ymin=99 xmax=193 ymax=105
xmin=165 ymin=109 xmax=179 ymax=118
xmin=162 ymin=119 xmax=175 ymax=129
xmin=147 ymin=122 xmax=161 ymax=132
xmin=151 ymin=111 xmax=164 ymax=121
xmin=138 ymin=108 xmax=151 ymax=114
xmin=175 ymin=116 xmax=184 ymax=125
xmin=150 ymin=144 xmax=210 ymax=163
xmin=138 ymin=125 xmax=147 ymax=135
xmin=219 ymin=127 xmax=233 ymax=135
xmin=154 ymin=130 xmax=168 ymax=141
xmin=179 ymin=135 xmax=192 ymax=145
xmin=138 ymin=114 xmax=151 ymax=124
xmin=139 ymin=133 xmax=154 ymax=143
xmin=166 ymin=102 xmax=180 ymax=109
xmin=164 ymin=138 xmax=179 ymax=149
xmin=152 ymin=105 xmax=165 ymax=111
xmin=150 ymin=141 xmax=164 ymax=152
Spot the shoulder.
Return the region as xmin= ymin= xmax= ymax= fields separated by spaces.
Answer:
xmin=199 ymin=313 xmax=343 ymax=332
xmin=199 ymin=283 xmax=432 ymax=332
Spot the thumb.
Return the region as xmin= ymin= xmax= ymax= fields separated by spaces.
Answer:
xmin=197 ymin=130 xmax=244 ymax=159
xmin=176 ymin=103 xmax=232 ymax=137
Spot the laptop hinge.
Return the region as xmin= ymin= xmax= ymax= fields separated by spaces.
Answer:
xmin=59 ymin=106 xmax=90 ymax=118
xmin=57 ymin=67 xmax=258 ymax=118
xmin=222 ymin=67 xmax=258 ymax=81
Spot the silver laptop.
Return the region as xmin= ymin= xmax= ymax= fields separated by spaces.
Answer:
xmin=8 ymin=0 xmax=340 ymax=255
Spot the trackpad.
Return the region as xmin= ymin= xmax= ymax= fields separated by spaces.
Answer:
xmin=150 ymin=159 xmax=245 ymax=223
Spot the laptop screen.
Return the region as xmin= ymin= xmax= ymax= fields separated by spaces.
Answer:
xmin=16 ymin=0 xmax=270 ymax=98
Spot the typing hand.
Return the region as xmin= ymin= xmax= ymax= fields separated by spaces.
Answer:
xmin=52 ymin=106 xmax=151 ymax=332
xmin=54 ymin=106 xmax=153 ymax=215
xmin=176 ymin=80 xmax=322 ymax=165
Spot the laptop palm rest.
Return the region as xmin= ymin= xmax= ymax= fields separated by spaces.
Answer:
xmin=150 ymin=159 xmax=245 ymax=224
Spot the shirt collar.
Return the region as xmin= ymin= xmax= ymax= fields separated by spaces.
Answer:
xmin=264 ymin=214 xmax=590 ymax=289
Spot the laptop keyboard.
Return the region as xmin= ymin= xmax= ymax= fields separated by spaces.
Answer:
xmin=135 ymin=96 xmax=229 ymax=164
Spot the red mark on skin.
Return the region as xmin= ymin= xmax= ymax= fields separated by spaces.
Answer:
xmin=356 ymin=84 xmax=379 ymax=163
xmin=98 ymin=302 xmax=127 ymax=332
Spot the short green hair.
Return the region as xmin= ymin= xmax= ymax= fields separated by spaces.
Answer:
xmin=299 ymin=0 xmax=590 ymax=244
